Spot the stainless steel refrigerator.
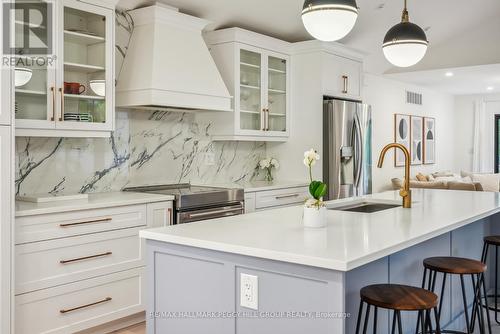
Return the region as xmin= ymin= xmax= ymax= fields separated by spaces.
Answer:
xmin=323 ymin=98 xmax=372 ymax=200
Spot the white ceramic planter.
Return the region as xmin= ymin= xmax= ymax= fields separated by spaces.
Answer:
xmin=303 ymin=206 xmax=327 ymax=228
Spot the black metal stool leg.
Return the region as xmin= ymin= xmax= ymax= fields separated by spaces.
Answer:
xmin=397 ymin=311 xmax=403 ymax=334
xmin=434 ymin=307 xmax=442 ymax=334
xmin=355 ymin=301 xmax=364 ymax=334
xmin=417 ymin=268 xmax=430 ymax=334
xmin=363 ymin=304 xmax=371 ymax=334
xmin=474 ymin=274 xmax=486 ymax=334
xmin=496 ymin=246 xmax=500 ymax=325
xmin=392 ymin=310 xmax=397 ymax=334
xmin=419 ymin=310 xmax=426 ymax=334
xmin=481 ymin=273 xmax=492 ymax=334
xmin=460 ymin=274 xmax=471 ymax=334
xmin=372 ymin=306 xmax=378 ymax=334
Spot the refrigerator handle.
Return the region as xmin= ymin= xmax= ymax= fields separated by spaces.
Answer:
xmin=353 ymin=113 xmax=363 ymax=190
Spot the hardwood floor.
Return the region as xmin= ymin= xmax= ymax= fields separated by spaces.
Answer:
xmin=111 ymin=318 xmax=500 ymax=334
xmin=112 ymin=322 xmax=145 ymax=334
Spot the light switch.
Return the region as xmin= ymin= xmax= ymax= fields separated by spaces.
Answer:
xmin=240 ymin=273 xmax=258 ymax=310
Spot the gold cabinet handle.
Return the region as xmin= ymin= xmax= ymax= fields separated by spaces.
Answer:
xmin=60 ymin=251 xmax=112 ymax=264
xmin=167 ymin=208 xmax=173 ymax=226
xmin=58 ymin=87 xmax=64 ymax=121
xmin=275 ymin=194 xmax=300 ymax=200
xmin=60 ymin=297 xmax=112 ymax=314
xmin=59 ymin=217 xmax=112 ymax=228
xmin=50 ymin=86 xmax=56 ymax=121
xmin=342 ymin=75 xmax=348 ymax=94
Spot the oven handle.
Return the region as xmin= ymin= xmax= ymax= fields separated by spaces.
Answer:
xmin=188 ymin=207 xmax=243 ymax=219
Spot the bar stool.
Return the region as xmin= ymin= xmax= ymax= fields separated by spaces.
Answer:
xmin=481 ymin=236 xmax=500 ymax=324
xmin=421 ymin=257 xmax=491 ymax=334
xmin=355 ymin=284 xmax=440 ymax=334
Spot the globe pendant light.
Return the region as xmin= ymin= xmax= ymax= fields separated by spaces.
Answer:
xmin=383 ymin=0 xmax=428 ymax=67
xmin=302 ymin=0 xmax=358 ymax=42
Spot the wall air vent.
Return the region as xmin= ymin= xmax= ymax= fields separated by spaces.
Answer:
xmin=406 ymin=91 xmax=423 ymax=105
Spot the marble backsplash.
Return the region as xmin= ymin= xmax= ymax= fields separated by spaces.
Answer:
xmin=15 ymin=110 xmax=266 ymax=195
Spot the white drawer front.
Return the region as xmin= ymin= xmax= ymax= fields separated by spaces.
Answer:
xmin=255 ymin=186 xmax=309 ymax=209
xmin=16 ymin=228 xmax=144 ymax=294
xmin=15 ymin=268 xmax=144 ymax=334
xmin=16 ymin=204 xmax=147 ymax=244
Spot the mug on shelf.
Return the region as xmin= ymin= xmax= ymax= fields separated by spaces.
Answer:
xmin=64 ymin=82 xmax=86 ymax=95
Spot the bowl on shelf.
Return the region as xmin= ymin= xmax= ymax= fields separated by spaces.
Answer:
xmin=89 ymin=80 xmax=105 ymax=97
xmin=15 ymin=67 xmax=33 ymax=87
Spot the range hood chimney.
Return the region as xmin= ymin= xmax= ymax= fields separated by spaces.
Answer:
xmin=116 ymin=4 xmax=232 ymax=112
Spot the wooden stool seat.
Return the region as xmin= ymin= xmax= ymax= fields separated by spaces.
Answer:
xmin=360 ymin=284 xmax=438 ymax=311
xmin=423 ymin=256 xmax=486 ymax=274
xmin=484 ymin=235 xmax=500 ymax=246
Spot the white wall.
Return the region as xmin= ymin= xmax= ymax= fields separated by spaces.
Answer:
xmin=269 ymin=69 xmax=457 ymax=193
xmin=364 ymin=74 xmax=456 ymax=192
xmin=454 ymin=94 xmax=500 ymax=173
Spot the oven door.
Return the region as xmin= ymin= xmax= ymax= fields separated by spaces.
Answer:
xmin=177 ymin=202 xmax=244 ymax=224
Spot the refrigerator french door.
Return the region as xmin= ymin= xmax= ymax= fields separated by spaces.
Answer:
xmin=323 ymin=98 xmax=372 ymax=200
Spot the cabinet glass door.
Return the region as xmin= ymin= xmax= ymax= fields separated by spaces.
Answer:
xmin=239 ymin=49 xmax=262 ymax=131
xmin=14 ymin=0 xmax=55 ymax=127
xmin=59 ymin=0 xmax=111 ymax=129
xmin=267 ymin=55 xmax=287 ymax=133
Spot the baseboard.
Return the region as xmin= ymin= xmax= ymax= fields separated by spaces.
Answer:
xmin=75 ymin=312 xmax=145 ymax=334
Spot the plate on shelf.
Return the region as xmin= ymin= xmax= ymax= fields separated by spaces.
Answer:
xmin=64 ymin=113 xmax=93 ymax=122
xmin=66 ymin=29 xmax=98 ymax=36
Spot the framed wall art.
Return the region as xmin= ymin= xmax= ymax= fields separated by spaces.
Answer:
xmin=394 ymin=114 xmax=411 ymax=167
xmin=423 ymin=117 xmax=436 ymax=164
xmin=411 ymin=116 xmax=423 ymax=165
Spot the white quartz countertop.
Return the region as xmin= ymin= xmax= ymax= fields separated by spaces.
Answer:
xmin=201 ymin=180 xmax=309 ymax=193
xmin=16 ymin=192 xmax=174 ymax=217
xmin=140 ymin=189 xmax=500 ymax=271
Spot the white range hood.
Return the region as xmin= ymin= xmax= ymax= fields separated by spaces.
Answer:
xmin=116 ymin=4 xmax=232 ymax=112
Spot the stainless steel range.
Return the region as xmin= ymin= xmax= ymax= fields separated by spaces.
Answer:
xmin=124 ymin=184 xmax=244 ymax=224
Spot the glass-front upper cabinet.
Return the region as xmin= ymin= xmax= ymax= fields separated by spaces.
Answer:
xmin=239 ymin=49 xmax=262 ymax=132
xmin=14 ymin=0 xmax=114 ymax=137
xmin=267 ymin=55 xmax=287 ymax=133
xmin=204 ymin=28 xmax=290 ymax=141
xmin=237 ymin=47 xmax=289 ymax=137
xmin=14 ymin=0 xmax=56 ymax=129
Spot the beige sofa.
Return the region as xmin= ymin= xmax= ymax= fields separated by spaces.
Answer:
xmin=391 ymin=178 xmax=483 ymax=191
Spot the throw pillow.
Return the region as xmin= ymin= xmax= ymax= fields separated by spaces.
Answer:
xmin=416 ymin=173 xmax=427 ymax=182
xmin=472 ymin=174 xmax=500 ymax=192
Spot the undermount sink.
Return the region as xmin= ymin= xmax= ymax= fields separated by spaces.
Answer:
xmin=327 ymin=200 xmax=402 ymax=213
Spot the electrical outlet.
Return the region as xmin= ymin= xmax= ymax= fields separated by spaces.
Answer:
xmin=240 ymin=273 xmax=258 ymax=310
xmin=204 ymin=152 xmax=215 ymax=166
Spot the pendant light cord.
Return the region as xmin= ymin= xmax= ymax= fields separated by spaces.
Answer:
xmin=401 ymin=0 xmax=409 ymax=22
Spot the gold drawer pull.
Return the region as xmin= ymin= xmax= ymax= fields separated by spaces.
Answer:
xmin=275 ymin=194 xmax=300 ymax=200
xmin=60 ymin=297 xmax=112 ymax=314
xmin=60 ymin=251 xmax=112 ymax=264
xmin=59 ymin=217 xmax=112 ymax=228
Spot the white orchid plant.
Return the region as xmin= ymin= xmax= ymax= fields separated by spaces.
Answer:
xmin=304 ymin=149 xmax=327 ymax=209
xmin=258 ymin=158 xmax=279 ymax=182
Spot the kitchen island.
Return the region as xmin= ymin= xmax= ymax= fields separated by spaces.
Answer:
xmin=140 ymin=189 xmax=500 ymax=334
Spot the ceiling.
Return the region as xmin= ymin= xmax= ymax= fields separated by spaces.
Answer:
xmin=117 ymin=0 xmax=500 ymax=75
xmin=386 ymin=64 xmax=500 ymax=96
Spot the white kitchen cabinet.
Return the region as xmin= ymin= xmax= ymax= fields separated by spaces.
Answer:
xmin=15 ymin=268 xmax=144 ymax=334
xmin=147 ymin=201 xmax=173 ymax=228
xmin=14 ymin=200 xmax=172 ymax=333
xmin=322 ymin=52 xmax=362 ymax=100
xmin=14 ymin=0 xmax=115 ymax=138
xmin=244 ymin=193 xmax=256 ymax=213
xmin=203 ymin=28 xmax=291 ymax=142
xmin=244 ymin=186 xmax=309 ymax=213
xmin=0 ymin=126 xmax=13 ymax=334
